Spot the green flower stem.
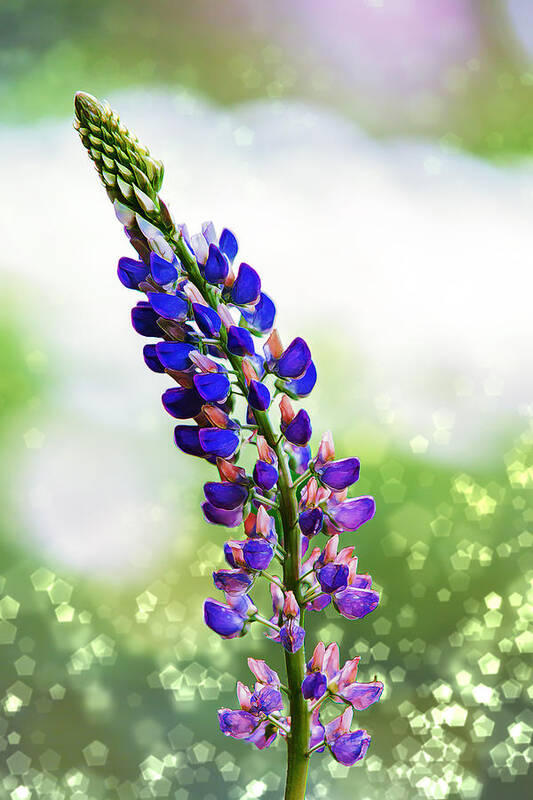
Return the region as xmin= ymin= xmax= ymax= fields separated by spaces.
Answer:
xmin=74 ymin=94 xmax=310 ymax=798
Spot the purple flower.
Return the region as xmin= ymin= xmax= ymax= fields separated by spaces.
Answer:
xmin=193 ymin=303 xmax=222 ymax=337
xmin=156 ymin=341 xmax=195 ymax=370
xmin=218 ymin=709 xmax=258 ymax=738
xmin=302 ymin=672 xmax=327 ymax=701
xmin=241 ymin=292 xmax=276 ymax=334
xmin=205 ymin=243 xmax=229 ymax=284
xmin=274 ymin=337 xmax=311 ymax=379
xmin=193 ymin=373 xmax=230 ymax=403
xmin=316 ymin=563 xmax=349 ymax=594
xmin=217 ymin=661 xmax=288 ymax=749
xmin=202 ymin=502 xmax=243 ymax=528
xmin=147 ymin=291 xmax=188 ymax=321
xmin=231 ymin=263 xmax=261 ymax=306
xmin=327 ymin=496 xmax=376 ymax=532
xmin=131 ymin=302 xmax=161 ymax=337
xmin=204 ymin=598 xmax=249 ymax=639
xmin=283 ymin=409 xmax=312 ymax=447
xmin=330 ymin=730 xmax=371 ymax=766
xmin=339 ymin=681 xmax=384 ymax=710
xmin=299 ymin=507 xmax=324 ymax=537
xmin=333 ymin=587 xmax=380 ymax=620
xmin=316 ymin=457 xmax=360 ymax=490
xmin=143 ymin=344 xmax=165 ymax=373
xmin=283 ymin=360 xmax=317 ymax=399
xmin=117 ymin=256 xmax=149 ymax=289
xmin=253 ymin=460 xmax=278 ymax=491
xmin=248 ymin=380 xmax=271 ymax=411
xmin=279 ymin=619 xmax=305 ymax=653
xmin=213 ymin=569 xmax=253 ymax=596
xmin=227 ymin=326 xmax=255 ymax=357
xmin=150 ymin=252 xmax=178 ymax=284
xmin=198 ymin=428 xmax=240 ymax=458
xmin=204 ymin=482 xmax=248 ymax=510
xmin=219 ymin=228 xmax=238 ymax=262
xmin=163 ymin=387 xmax=203 ymax=419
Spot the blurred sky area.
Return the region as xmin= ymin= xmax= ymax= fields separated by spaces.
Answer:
xmin=0 ymin=3 xmax=532 ymax=800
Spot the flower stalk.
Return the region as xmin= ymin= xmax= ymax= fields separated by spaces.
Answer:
xmin=74 ymin=91 xmax=385 ymax=800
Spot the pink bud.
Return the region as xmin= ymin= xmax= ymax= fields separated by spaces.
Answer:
xmin=323 ymin=535 xmax=339 ymax=564
xmin=184 ymin=281 xmax=207 ymax=304
xmin=228 ymin=543 xmax=246 ymax=569
xmin=247 ymin=658 xmax=280 ymax=686
xmin=244 ymin=513 xmax=256 ymax=536
xmin=323 ymin=642 xmax=340 ymax=679
xmin=242 ymin=358 xmax=259 ymax=385
xmin=236 ymin=681 xmax=253 ymax=711
xmin=218 ymin=304 xmax=235 ymax=329
xmin=338 ymin=657 xmax=360 ymax=688
xmin=279 ymin=395 xmax=295 ymax=425
xmin=224 ymin=267 xmax=236 ymax=288
xmin=217 ymin=457 xmax=247 ymax=483
xmin=316 ymin=431 xmax=335 ymax=465
xmin=347 ymin=559 xmax=360 ymax=584
xmin=310 ymin=641 xmax=326 ymax=672
xmin=189 ymin=351 xmax=219 ymax=373
xmin=301 ymin=547 xmax=321 ymax=574
xmin=204 ymin=405 xmax=231 ymax=428
xmin=283 ymin=591 xmax=299 ymax=619
xmin=256 ymin=506 xmax=272 ymax=539
xmin=271 ymin=582 xmax=284 ymax=614
xmin=337 ymin=546 xmax=355 ymax=565
xmin=315 ymin=486 xmax=331 ymax=505
xmin=306 ymin=478 xmax=318 ymax=506
xmin=265 ymin=329 xmax=283 ymax=360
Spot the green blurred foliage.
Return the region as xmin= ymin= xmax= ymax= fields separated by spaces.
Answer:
xmin=0 ymin=314 xmax=531 ymax=798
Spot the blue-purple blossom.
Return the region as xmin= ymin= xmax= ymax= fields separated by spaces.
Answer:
xmin=316 ymin=457 xmax=360 ymax=490
xmin=248 ymin=380 xmax=271 ymax=411
xmin=283 ymin=409 xmax=312 ymax=447
xmin=204 ymin=597 xmax=249 ymax=639
xmin=131 ymin=302 xmax=161 ymax=337
xmin=227 ymin=326 xmax=255 ymax=357
xmin=150 ymin=252 xmax=179 ymax=284
xmin=231 ymin=262 xmax=261 ymax=305
xmin=118 ymin=256 xmax=149 ymax=289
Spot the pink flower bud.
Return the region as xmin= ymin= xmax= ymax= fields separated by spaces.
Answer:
xmin=338 ymin=657 xmax=360 ymax=688
xmin=189 ymin=351 xmax=219 ymax=372
xmin=218 ymin=304 xmax=235 ymax=329
xmin=217 ymin=457 xmax=247 ymax=483
xmin=244 ymin=513 xmax=256 ymax=537
xmin=265 ymin=329 xmax=283 ymax=360
xmin=242 ymin=358 xmax=259 ymax=385
xmin=256 ymin=506 xmax=272 ymax=538
xmin=236 ymin=681 xmax=253 ymax=711
xmin=184 ymin=281 xmax=207 ymax=304
xmin=316 ymin=431 xmax=335 ymax=465
xmin=204 ymin=405 xmax=232 ymax=428
xmin=310 ymin=641 xmax=326 ymax=672
xmin=279 ymin=395 xmax=295 ymax=425
xmin=337 ymin=546 xmax=355 ymax=565
xmin=323 ymin=535 xmax=339 ymax=564
xmin=323 ymin=642 xmax=340 ymax=678
xmin=283 ymin=591 xmax=299 ymax=619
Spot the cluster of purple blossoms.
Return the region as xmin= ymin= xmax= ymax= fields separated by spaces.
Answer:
xmin=118 ymin=218 xmax=383 ymax=767
xmin=74 ymin=91 xmax=385 ymax=795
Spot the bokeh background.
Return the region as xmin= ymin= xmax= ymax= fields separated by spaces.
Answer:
xmin=1 ymin=1 xmax=532 ymax=798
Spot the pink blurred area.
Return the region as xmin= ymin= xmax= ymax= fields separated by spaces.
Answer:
xmin=276 ymin=0 xmax=478 ymax=92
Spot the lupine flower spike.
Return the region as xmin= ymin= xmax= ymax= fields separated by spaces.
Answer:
xmin=74 ymin=91 xmax=385 ymax=800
